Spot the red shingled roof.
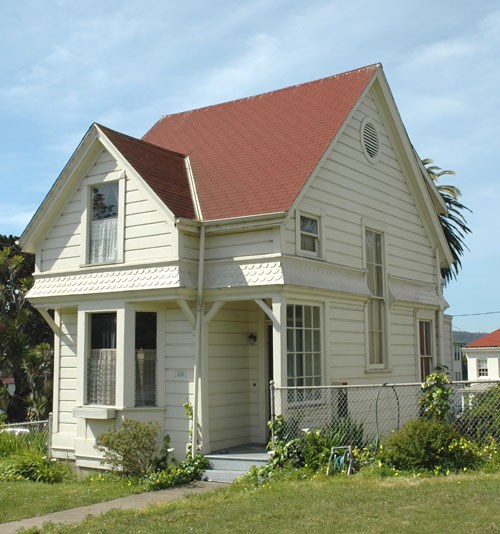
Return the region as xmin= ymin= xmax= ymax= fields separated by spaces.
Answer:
xmin=143 ymin=65 xmax=379 ymax=221
xmin=466 ymin=329 xmax=500 ymax=348
xmin=97 ymin=124 xmax=196 ymax=219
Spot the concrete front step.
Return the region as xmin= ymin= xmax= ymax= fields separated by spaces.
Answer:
xmin=204 ymin=446 xmax=269 ymax=483
xmin=206 ymin=454 xmax=268 ymax=472
xmin=203 ymin=469 xmax=247 ymax=484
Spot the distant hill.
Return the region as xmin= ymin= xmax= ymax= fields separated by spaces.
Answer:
xmin=453 ymin=331 xmax=488 ymax=345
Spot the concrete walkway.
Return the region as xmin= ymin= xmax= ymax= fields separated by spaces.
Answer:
xmin=1 ymin=481 xmax=227 ymax=533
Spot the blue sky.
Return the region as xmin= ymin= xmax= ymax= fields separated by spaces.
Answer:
xmin=1 ymin=1 xmax=499 ymax=332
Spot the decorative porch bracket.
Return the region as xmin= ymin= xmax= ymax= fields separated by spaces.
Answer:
xmin=37 ymin=308 xmax=62 ymax=336
xmin=254 ymin=299 xmax=280 ymax=330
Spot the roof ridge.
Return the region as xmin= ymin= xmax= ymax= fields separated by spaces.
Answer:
xmin=143 ymin=64 xmax=380 ymax=136
xmin=96 ymin=123 xmax=188 ymax=158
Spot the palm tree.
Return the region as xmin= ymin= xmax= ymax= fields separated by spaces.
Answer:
xmin=422 ymin=158 xmax=471 ymax=284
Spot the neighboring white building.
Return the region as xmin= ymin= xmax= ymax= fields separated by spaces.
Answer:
xmin=20 ymin=64 xmax=454 ymax=469
xmin=463 ymin=329 xmax=500 ymax=381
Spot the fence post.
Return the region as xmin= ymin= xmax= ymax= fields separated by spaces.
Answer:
xmin=269 ymin=380 xmax=275 ymax=450
xmin=47 ymin=412 xmax=53 ymax=459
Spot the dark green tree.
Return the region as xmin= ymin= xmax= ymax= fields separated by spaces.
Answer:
xmin=0 ymin=235 xmax=52 ymax=421
xmin=423 ymin=159 xmax=472 ymax=284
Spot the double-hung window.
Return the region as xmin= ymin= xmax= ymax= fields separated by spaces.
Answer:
xmin=366 ymin=230 xmax=385 ymax=367
xmin=135 ymin=312 xmax=157 ymax=406
xmin=87 ymin=313 xmax=116 ymax=405
xmin=419 ymin=320 xmax=433 ymax=381
xmin=286 ymin=304 xmax=322 ymax=401
xmin=89 ymin=182 xmax=118 ymax=264
xmin=299 ymin=215 xmax=320 ymax=256
xmin=477 ymin=358 xmax=488 ymax=377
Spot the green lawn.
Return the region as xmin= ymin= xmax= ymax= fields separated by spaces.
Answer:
xmin=0 ymin=476 xmax=142 ymax=524
xmin=35 ymin=472 xmax=500 ymax=533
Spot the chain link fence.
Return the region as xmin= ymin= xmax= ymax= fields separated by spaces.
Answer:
xmin=270 ymin=380 xmax=500 ymax=447
xmin=1 ymin=416 xmax=52 ymax=456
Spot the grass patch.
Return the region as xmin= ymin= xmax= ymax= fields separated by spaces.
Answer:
xmin=35 ymin=472 xmax=500 ymax=533
xmin=0 ymin=474 xmax=142 ymax=523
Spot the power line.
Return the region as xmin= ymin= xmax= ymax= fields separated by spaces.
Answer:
xmin=452 ymin=310 xmax=500 ymax=317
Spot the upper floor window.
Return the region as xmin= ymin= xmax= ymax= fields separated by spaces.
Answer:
xmin=300 ymin=215 xmax=320 ymax=255
xmin=366 ymin=229 xmax=385 ymax=367
xmin=477 ymin=358 xmax=488 ymax=377
xmin=89 ymin=182 xmax=118 ymax=264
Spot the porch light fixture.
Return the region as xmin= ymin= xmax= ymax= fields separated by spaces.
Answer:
xmin=248 ymin=333 xmax=257 ymax=345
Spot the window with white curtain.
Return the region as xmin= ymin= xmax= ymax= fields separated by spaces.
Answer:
xmin=89 ymin=182 xmax=118 ymax=264
xmin=87 ymin=313 xmax=116 ymax=405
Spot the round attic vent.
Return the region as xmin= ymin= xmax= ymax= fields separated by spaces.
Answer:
xmin=361 ymin=119 xmax=380 ymax=162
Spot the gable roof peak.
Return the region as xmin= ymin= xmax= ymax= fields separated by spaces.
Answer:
xmin=143 ymin=64 xmax=381 ymax=221
xmin=148 ymin=64 xmax=382 ymax=129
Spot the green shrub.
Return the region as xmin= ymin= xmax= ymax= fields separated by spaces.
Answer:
xmin=267 ymin=415 xmax=366 ymax=473
xmin=419 ymin=371 xmax=452 ymax=421
xmin=0 ymin=451 xmax=70 ymax=483
xmin=456 ymin=384 xmax=500 ymax=443
xmin=380 ymin=418 xmax=481 ymax=472
xmin=95 ymin=419 xmax=164 ymax=476
xmin=142 ymin=454 xmax=209 ymax=491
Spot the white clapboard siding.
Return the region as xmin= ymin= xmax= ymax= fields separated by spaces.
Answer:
xmin=207 ymin=302 xmax=260 ymax=450
xmin=163 ymin=307 xmax=194 ymax=454
xmin=284 ymin=88 xmax=437 ymax=286
xmin=204 ymin=229 xmax=275 ymax=261
xmin=123 ymin=180 xmax=175 ymax=262
xmin=56 ymin=310 xmax=78 ymax=435
xmin=40 ymin=147 xmax=178 ymax=273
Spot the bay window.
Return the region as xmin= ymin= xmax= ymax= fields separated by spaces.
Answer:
xmin=135 ymin=312 xmax=157 ymax=406
xmin=87 ymin=312 xmax=116 ymax=405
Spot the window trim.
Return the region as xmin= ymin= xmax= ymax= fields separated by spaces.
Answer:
xmin=477 ymin=358 xmax=488 ymax=378
xmin=80 ymin=172 xmax=125 ymax=267
xmin=296 ymin=210 xmax=323 ymax=258
xmin=135 ymin=311 xmax=158 ymax=407
xmin=285 ymin=302 xmax=324 ymax=403
xmin=86 ymin=311 xmax=117 ymax=406
xmin=415 ymin=311 xmax=436 ymax=382
xmin=363 ymin=224 xmax=389 ymax=371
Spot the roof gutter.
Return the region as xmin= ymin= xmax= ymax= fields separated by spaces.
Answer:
xmin=176 ymin=211 xmax=287 ymax=234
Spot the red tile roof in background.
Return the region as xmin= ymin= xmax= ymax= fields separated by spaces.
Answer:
xmin=466 ymin=329 xmax=500 ymax=348
xmin=143 ymin=65 xmax=379 ymax=221
xmin=97 ymin=125 xmax=196 ymax=219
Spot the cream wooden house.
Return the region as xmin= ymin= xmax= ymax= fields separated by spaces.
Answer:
xmin=20 ymin=64 xmax=454 ymax=468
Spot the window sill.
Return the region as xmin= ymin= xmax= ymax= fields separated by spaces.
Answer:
xmin=365 ymin=368 xmax=392 ymax=375
xmin=73 ymin=406 xmax=116 ymax=420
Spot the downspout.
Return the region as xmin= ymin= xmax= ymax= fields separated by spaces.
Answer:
xmin=192 ymin=224 xmax=205 ymax=457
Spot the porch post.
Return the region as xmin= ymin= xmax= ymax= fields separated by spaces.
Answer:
xmin=272 ymin=298 xmax=287 ymax=389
